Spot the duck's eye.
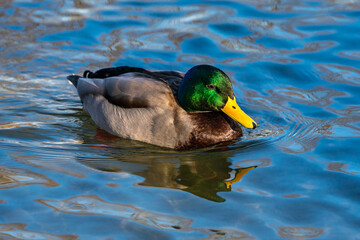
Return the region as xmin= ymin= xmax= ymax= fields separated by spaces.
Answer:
xmin=206 ymin=84 xmax=216 ymax=90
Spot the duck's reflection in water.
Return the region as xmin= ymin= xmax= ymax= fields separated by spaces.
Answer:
xmin=77 ymin=129 xmax=257 ymax=202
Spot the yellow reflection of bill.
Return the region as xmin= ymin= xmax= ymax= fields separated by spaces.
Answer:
xmin=224 ymin=166 xmax=257 ymax=189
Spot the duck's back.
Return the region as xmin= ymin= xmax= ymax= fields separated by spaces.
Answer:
xmin=84 ymin=66 xmax=184 ymax=98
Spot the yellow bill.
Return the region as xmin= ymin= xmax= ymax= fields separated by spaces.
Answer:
xmin=221 ymin=96 xmax=257 ymax=129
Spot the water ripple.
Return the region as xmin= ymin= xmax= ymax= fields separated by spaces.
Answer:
xmin=38 ymin=195 xmax=255 ymax=238
xmin=338 ymin=50 xmax=360 ymax=60
xmin=245 ymin=84 xmax=359 ymax=153
xmin=38 ymin=195 xmax=193 ymax=231
xmin=316 ymin=63 xmax=360 ymax=86
xmin=326 ymin=162 xmax=359 ymax=175
xmin=0 ymin=223 xmax=77 ymax=240
xmin=278 ymin=226 xmax=323 ymax=239
xmin=0 ymin=166 xmax=57 ymax=189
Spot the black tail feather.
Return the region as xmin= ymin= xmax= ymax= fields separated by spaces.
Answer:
xmin=67 ymin=75 xmax=80 ymax=87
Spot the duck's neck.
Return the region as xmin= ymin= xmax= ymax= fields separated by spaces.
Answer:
xmin=177 ymin=81 xmax=194 ymax=112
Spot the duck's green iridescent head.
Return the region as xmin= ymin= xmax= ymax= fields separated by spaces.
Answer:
xmin=178 ymin=65 xmax=257 ymax=129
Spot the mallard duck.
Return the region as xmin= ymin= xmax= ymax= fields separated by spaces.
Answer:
xmin=67 ymin=65 xmax=256 ymax=150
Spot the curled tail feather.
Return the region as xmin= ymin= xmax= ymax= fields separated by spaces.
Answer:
xmin=83 ymin=70 xmax=93 ymax=78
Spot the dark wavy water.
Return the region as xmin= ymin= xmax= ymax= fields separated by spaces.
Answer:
xmin=1 ymin=0 xmax=360 ymax=239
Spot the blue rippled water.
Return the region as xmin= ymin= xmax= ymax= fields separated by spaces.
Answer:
xmin=0 ymin=0 xmax=359 ymax=239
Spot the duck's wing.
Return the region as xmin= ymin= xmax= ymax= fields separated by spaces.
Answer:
xmin=68 ymin=72 xmax=176 ymax=109
xmin=83 ymin=66 xmax=184 ymax=98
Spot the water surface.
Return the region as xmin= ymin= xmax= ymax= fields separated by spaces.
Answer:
xmin=1 ymin=0 xmax=360 ymax=239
